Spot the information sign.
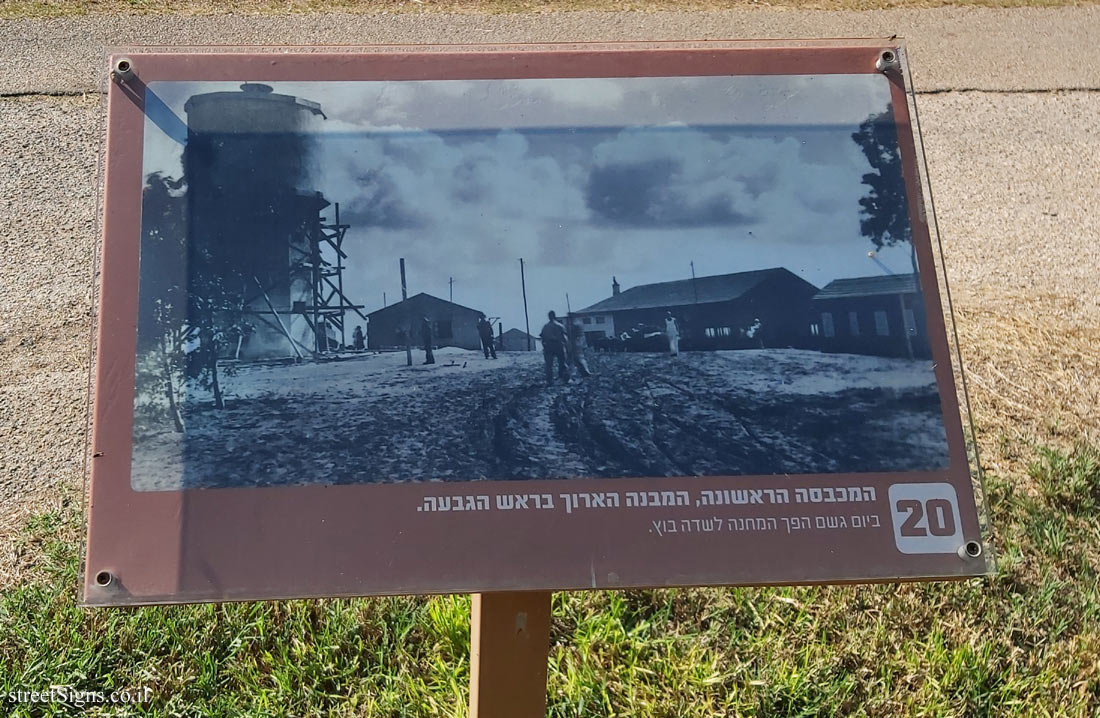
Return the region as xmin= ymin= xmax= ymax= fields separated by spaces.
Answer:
xmin=86 ymin=42 xmax=989 ymax=606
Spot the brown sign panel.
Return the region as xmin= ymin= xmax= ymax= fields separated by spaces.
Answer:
xmin=86 ymin=42 xmax=989 ymax=606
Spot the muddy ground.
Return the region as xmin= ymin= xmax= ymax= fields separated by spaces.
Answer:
xmin=130 ymin=348 xmax=950 ymax=490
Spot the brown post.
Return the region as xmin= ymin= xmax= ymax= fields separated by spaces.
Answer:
xmin=469 ymin=591 xmax=552 ymax=718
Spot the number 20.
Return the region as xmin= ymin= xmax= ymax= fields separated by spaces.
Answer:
xmin=896 ymin=498 xmax=956 ymax=537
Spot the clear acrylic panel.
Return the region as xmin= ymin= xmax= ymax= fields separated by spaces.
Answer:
xmin=86 ymin=41 xmax=990 ymax=606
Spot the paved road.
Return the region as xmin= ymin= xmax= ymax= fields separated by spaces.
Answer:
xmin=1 ymin=9 xmax=1098 ymax=584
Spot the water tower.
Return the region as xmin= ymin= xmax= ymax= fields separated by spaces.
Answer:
xmin=183 ymin=83 xmax=363 ymax=359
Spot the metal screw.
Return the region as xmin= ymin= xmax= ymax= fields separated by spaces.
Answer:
xmin=112 ymin=57 xmax=134 ymax=83
xmin=94 ymin=570 xmax=113 ymax=587
xmin=958 ymin=541 xmax=983 ymax=559
xmin=876 ymin=49 xmax=900 ymax=73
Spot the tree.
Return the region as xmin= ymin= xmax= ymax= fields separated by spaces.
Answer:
xmin=136 ymin=173 xmax=247 ymax=430
xmin=136 ymin=173 xmax=190 ymax=431
xmin=851 ymin=106 xmax=917 ymax=275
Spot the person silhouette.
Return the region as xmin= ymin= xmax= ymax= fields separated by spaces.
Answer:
xmin=420 ymin=316 xmax=435 ymax=365
xmin=539 ymin=311 xmax=570 ymax=386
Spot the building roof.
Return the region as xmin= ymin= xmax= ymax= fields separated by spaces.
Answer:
xmin=575 ymin=268 xmax=809 ymax=314
xmin=366 ymin=292 xmax=482 ymax=318
xmin=813 ymin=273 xmax=920 ymax=300
xmin=501 ymin=328 xmax=535 ymax=339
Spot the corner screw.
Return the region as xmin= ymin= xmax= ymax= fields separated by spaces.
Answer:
xmin=876 ymin=49 xmax=900 ymax=74
xmin=112 ymin=57 xmax=134 ymax=83
xmin=958 ymin=541 xmax=983 ymax=560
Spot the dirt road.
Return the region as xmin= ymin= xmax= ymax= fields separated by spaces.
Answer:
xmin=130 ymin=348 xmax=948 ymax=489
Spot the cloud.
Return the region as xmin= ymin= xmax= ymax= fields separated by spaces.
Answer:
xmin=338 ymin=168 xmax=425 ymax=229
xmin=583 ymin=126 xmax=864 ymax=236
xmin=299 ymin=94 xmax=886 ymax=327
xmin=586 ymin=155 xmax=755 ymax=228
xmin=316 ymin=127 xmax=594 ymax=293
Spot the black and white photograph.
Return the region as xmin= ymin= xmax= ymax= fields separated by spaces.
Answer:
xmin=132 ymin=73 xmax=950 ymax=491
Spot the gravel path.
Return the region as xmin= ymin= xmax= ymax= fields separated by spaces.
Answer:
xmin=2 ymin=8 xmax=1100 ymax=95
xmin=1 ymin=8 xmax=1098 ymax=584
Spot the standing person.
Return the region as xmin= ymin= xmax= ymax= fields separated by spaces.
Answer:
xmin=539 ymin=311 xmax=570 ymax=386
xmin=664 ymin=311 xmax=680 ymax=357
xmin=746 ymin=317 xmax=764 ymax=349
xmin=570 ymin=319 xmax=593 ymax=377
xmin=420 ymin=315 xmax=435 ymax=365
xmin=352 ymin=325 xmax=365 ymax=352
xmin=477 ymin=314 xmax=497 ymax=359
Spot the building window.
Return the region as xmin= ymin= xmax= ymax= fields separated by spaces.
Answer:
xmin=903 ymin=308 xmax=917 ymax=335
xmin=874 ymin=310 xmax=889 ymax=336
xmin=582 ymin=317 xmax=591 ymax=325
xmin=435 ymin=320 xmax=453 ymax=339
xmin=595 ymin=316 xmax=605 ymax=325
xmin=810 ymin=323 xmax=820 ymax=337
xmin=848 ymin=311 xmax=860 ymax=336
xmin=705 ymin=327 xmax=732 ymax=338
xmin=821 ymin=312 xmax=835 ymax=338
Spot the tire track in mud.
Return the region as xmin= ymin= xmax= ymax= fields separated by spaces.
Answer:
xmin=639 ymin=376 xmax=768 ymax=476
xmin=660 ymin=356 xmax=952 ymax=473
xmin=487 ymin=366 xmax=692 ymax=479
xmin=558 ymin=376 xmax=684 ymax=478
xmin=490 ymin=381 xmax=595 ymax=479
xmin=564 ymin=356 xmax=715 ymax=477
xmin=649 ymin=360 xmax=841 ymax=474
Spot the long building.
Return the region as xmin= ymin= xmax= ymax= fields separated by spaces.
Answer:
xmin=812 ymin=273 xmax=929 ymax=359
xmin=366 ymin=293 xmax=484 ymax=351
xmin=572 ymin=268 xmax=819 ymax=350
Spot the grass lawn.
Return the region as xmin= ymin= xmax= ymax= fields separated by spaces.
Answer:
xmin=0 ymin=442 xmax=1097 ymax=716
xmin=2 ymin=0 xmax=1097 ymax=20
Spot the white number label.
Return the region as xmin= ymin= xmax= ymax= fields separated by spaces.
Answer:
xmin=888 ymin=483 xmax=963 ymax=554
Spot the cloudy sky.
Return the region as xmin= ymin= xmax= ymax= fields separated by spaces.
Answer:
xmin=143 ymin=75 xmax=913 ymax=334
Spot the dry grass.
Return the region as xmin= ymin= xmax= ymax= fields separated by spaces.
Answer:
xmin=2 ymin=0 xmax=1097 ymax=20
xmin=951 ymin=291 xmax=1100 ymax=477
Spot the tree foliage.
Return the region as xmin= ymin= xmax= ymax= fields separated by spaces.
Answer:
xmin=851 ymin=106 xmax=915 ymax=271
xmin=136 ymin=173 xmax=247 ymax=430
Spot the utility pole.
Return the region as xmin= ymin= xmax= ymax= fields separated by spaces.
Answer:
xmin=383 ymin=291 xmax=387 ymax=308
xmin=400 ymin=258 xmax=411 ymax=367
xmin=690 ymin=260 xmax=699 ymax=304
xmin=520 ymin=258 xmax=531 ymax=351
xmin=449 ymin=276 xmax=454 ymax=303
